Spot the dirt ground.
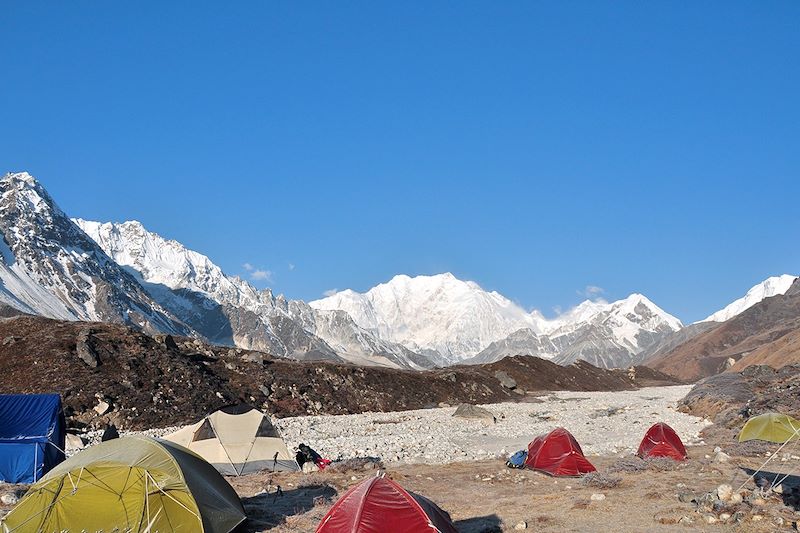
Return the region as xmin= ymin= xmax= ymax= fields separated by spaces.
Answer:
xmin=1 ymin=445 xmax=797 ymax=531
xmin=227 ymin=445 xmax=800 ymax=532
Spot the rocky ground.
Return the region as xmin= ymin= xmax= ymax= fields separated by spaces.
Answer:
xmin=0 ymin=315 xmax=679 ymax=431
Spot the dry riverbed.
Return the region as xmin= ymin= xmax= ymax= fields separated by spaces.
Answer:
xmin=276 ymin=385 xmax=710 ymax=465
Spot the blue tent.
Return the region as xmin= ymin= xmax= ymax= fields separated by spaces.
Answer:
xmin=0 ymin=394 xmax=66 ymax=483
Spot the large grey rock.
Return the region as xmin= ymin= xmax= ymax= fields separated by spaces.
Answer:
xmin=76 ymin=329 xmax=100 ymax=368
xmin=453 ymin=403 xmax=496 ymax=423
xmin=494 ymin=371 xmax=517 ymax=390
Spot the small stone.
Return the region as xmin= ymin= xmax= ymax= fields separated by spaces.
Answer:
xmin=717 ymin=484 xmax=733 ymax=502
xmin=590 ymin=493 xmax=605 ymax=501
xmin=94 ymin=400 xmax=110 ymax=416
xmin=751 ymin=497 xmax=767 ymax=506
xmin=1 ymin=493 xmax=18 ymax=505
xmin=350 ymin=476 xmax=357 ymax=481
xmin=751 ymin=515 xmax=763 ymax=522
xmin=714 ymin=451 xmax=731 ymax=463
xmin=703 ymin=515 xmax=717 ymax=524
xmin=514 ymin=522 xmax=528 ymax=530
xmin=719 ymin=513 xmax=731 ymax=522
xmin=730 ymin=493 xmax=742 ymax=504
xmin=773 ymin=484 xmax=784 ymax=494
xmin=678 ymin=516 xmax=693 ymax=525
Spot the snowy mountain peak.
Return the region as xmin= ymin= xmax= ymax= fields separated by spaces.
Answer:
xmin=0 ymin=173 xmax=191 ymax=334
xmin=310 ymin=272 xmax=551 ymax=362
xmin=702 ymin=274 xmax=798 ymax=323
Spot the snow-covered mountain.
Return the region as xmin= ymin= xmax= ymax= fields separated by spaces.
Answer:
xmin=311 ymin=275 xmax=683 ymax=368
xmin=701 ymin=274 xmax=798 ymax=323
xmin=463 ymin=294 xmax=683 ymax=368
xmin=75 ymin=219 xmax=430 ymax=368
xmin=310 ymin=273 xmax=551 ymax=365
xmin=0 ymin=172 xmax=192 ymax=335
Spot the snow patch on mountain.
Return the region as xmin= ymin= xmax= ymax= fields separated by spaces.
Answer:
xmin=701 ymin=274 xmax=798 ymax=323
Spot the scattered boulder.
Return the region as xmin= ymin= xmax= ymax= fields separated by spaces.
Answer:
xmin=1 ymin=493 xmax=18 ymax=505
xmin=242 ymin=352 xmax=264 ymax=364
xmin=65 ymin=433 xmax=85 ymax=451
xmin=94 ymin=399 xmax=111 ymax=416
xmin=162 ymin=334 xmax=179 ymax=351
xmin=494 ymin=371 xmax=517 ymax=390
xmin=513 ymin=522 xmax=528 ymax=530
xmin=714 ymin=451 xmax=731 ymax=463
xmin=590 ymin=493 xmax=606 ymax=501
xmin=76 ymin=328 xmax=100 ymax=368
xmin=716 ymin=484 xmax=733 ymax=502
xmin=452 ymin=403 xmax=496 ymax=423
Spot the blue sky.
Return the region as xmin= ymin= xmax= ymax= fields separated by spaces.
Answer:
xmin=1 ymin=2 xmax=798 ymax=322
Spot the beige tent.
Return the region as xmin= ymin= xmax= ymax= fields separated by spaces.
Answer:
xmin=164 ymin=405 xmax=299 ymax=475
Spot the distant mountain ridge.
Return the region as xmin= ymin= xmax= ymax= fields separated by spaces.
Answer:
xmin=0 ymin=171 xmax=794 ymax=373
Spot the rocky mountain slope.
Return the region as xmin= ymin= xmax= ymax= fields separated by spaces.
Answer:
xmin=648 ymin=278 xmax=800 ymax=381
xmin=0 ymin=314 xmax=678 ymax=430
xmin=0 ymin=173 xmax=191 ymax=336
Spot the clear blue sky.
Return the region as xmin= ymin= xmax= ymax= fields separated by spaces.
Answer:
xmin=2 ymin=2 xmax=798 ymax=322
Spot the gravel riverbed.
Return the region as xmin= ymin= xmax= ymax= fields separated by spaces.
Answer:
xmin=275 ymin=385 xmax=710 ymax=465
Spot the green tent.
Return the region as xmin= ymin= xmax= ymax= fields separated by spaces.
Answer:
xmin=1 ymin=436 xmax=246 ymax=533
xmin=738 ymin=413 xmax=800 ymax=444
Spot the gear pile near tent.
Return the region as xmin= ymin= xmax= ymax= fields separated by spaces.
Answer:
xmin=163 ymin=404 xmax=299 ymax=475
xmin=0 ymin=436 xmax=245 ymax=533
xmin=316 ymin=474 xmax=458 ymax=533
xmin=739 ymin=413 xmax=800 ymax=443
xmin=637 ymin=422 xmax=687 ymax=461
xmin=524 ymin=427 xmax=596 ymax=476
xmin=0 ymin=394 xmax=65 ymax=484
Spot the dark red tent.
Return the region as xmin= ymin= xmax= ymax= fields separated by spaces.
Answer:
xmin=316 ymin=475 xmax=458 ymax=533
xmin=524 ymin=427 xmax=596 ymax=476
xmin=637 ymin=422 xmax=687 ymax=461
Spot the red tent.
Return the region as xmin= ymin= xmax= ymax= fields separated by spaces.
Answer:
xmin=524 ymin=427 xmax=596 ymax=476
xmin=316 ymin=475 xmax=458 ymax=533
xmin=637 ymin=422 xmax=687 ymax=461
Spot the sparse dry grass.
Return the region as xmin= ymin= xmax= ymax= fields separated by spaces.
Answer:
xmin=580 ymin=471 xmax=622 ymax=489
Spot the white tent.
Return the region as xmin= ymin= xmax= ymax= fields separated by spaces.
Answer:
xmin=164 ymin=405 xmax=299 ymax=475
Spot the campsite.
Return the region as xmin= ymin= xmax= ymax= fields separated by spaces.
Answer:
xmin=2 ymin=373 xmax=800 ymax=531
xmin=3 ymin=2 xmax=800 ymax=531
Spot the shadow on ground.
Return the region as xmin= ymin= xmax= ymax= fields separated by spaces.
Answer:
xmin=743 ymin=468 xmax=800 ymax=511
xmin=454 ymin=513 xmax=503 ymax=533
xmin=241 ymin=483 xmax=336 ymax=531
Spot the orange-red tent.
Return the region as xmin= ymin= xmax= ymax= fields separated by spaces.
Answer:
xmin=316 ymin=475 xmax=458 ymax=533
xmin=637 ymin=422 xmax=687 ymax=461
xmin=524 ymin=427 xmax=596 ymax=476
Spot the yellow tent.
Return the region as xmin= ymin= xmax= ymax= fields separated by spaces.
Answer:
xmin=739 ymin=413 xmax=800 ymax=443
xmin=1 ymin=436 xmax=246 ymax=533
xmin=164 ymin=405 xmax=299 ymax=475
